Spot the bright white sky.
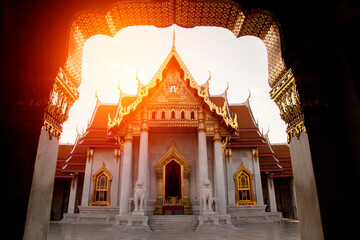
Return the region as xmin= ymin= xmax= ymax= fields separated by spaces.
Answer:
xmin=61 ymin=25 xmax=286 ymax=144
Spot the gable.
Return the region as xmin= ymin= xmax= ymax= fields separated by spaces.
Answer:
xmin=147 ymin=68 xmax=200 ymax=106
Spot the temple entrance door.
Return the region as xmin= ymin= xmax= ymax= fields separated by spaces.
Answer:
xmin=154 ymin=141 xmax=192 ymax=215
xmin=163 ymin=159 xmax=183 ymax=215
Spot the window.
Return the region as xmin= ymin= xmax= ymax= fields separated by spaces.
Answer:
xmin=190 ymin=111 xmax=195 ymax=120
xmin=238 ymin=173 xmax=250 ymax=201
xmin=234 ymin=163 xmax=256 ymax=205
xmin=90 ymin=163 xmax=112 ymax=206
xmin=95 ymin=173 xmax=108 ymax=202
xmin=162 ymin=111 xmax=166 ymax=120
xmin=152 ymin=111 xmax=156 ymax=120
xmin=171 ymin=111 xmax=175 ymax=119
xmin=181 ymin=111 xmax=185 ymax=119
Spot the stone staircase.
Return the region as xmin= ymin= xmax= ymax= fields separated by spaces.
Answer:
xmin=149 ymin=215 xmax=199 ymax=231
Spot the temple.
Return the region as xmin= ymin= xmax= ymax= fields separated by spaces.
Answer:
xmin=52 ymin=38 xmax=297 ymax=229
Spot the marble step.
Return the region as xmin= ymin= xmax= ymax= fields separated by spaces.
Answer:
xmin=149 ymin=215 xmax=199 ymax=231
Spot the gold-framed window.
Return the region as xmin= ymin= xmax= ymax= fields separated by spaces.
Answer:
xmin=90 ymin=163 xmax=112 ymax=206
xmin=234 ymin=163 xmax=256 ymax=205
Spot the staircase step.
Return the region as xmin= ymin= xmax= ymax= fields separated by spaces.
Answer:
xmin=149 ymin=215 xmax=199 ymax=231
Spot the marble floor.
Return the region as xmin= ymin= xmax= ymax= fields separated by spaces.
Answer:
xmin=48 ymin=221 xmax=300 ymax=240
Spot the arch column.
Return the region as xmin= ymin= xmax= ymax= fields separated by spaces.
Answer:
xmin=118 ymin=125 xmax=133 ymax=215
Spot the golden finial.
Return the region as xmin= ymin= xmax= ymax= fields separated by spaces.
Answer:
xmin=225 ymin=81 xmax=229 ymax=92
xmin=95 ymin=90 xmax=99 ymax=102
xmin=246 ymin=89 xmax=251 ymax=101
xmin=172 ymin=29 xmax=176 ymax=51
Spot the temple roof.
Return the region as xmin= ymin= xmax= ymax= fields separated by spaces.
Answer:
xmin=108 ymin=43 xmax=238 ymax=134
xmin=56 ymin=42 xmax=292 ymax=178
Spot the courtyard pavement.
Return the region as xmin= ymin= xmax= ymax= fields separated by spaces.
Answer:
xmin=48 ymin=221 xmax=300 ymax=240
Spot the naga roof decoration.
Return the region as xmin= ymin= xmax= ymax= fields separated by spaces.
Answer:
xmin=107 ymin=43 xmax=238 ymax=132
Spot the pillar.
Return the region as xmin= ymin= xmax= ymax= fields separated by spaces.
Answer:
xmin=290 ymin=132 xmax=324 ymax=239
xmin=213 ymin=127 xmax=227 ymax=215
xmin=137 ymin=111 xmax=149 ymax=211
xmin=119 ymin=125 xmax=133 ymax=215
xmin=137 ymin=112 xmax=148 ymax=185
xmin=267 ymin=177 xmax=277 ymax=212
xmin=68 ymin=174 xmax=78 ymax=213
xmin=197 ymin=110 xmax=208 ymax=188
xmin=252 ymin=148 xmax=264 ymax=205
xmin=23 ymin=130 xmax=59 ymax=240
xmin=81 ymin=148 xmax=93 ymax=206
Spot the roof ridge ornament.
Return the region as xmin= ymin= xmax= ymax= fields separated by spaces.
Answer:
xmin=171 ymin=29 xmax=176 ymax=51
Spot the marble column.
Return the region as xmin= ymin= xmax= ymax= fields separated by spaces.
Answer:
xmin=289 ymin=132 xmax=323 ymax=239
xmin=267 ymin=177 xmax=277 ymax=212
xmin=197 ymin=110 xmax=208 ymax=188
xmin=251 ymin=148 xmax=264 ymax=205
xmin=213 ymin=127 xmax=227 ymax=215
xmin=118 ymin=125 xmax=133 ymax=215
xmin=137 ymin=111 xmax=149 ymax=212
xmin=68 ymin=174 xmax=78 ymax=213
xmin=81 ymin=148 xmax=93 ymax=206
xmin=137 ymin=112 xmax=148 ymax=184
xmin=23 ymin=130 xmax=59 ymax=240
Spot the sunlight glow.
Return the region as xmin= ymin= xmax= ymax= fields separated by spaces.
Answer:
xmin=61 ymin=25 xmax=286 ymax=143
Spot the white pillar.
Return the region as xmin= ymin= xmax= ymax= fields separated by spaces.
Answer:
xmin=213 ymin=128 xmax=227 ymax=215
xmin=290 ymin=132 xmax=323 ymax=239
xmin=81 ymin=148 xmax=93 ymax=206
xmin=197 ymin=110 xmax=208 ymax=187
xmin=23 ymin=130 xmax=59 ymax=240
xmin=137 ymin=111 xmax=149 ymax=185
xmin=68 ymin=174 xmax=78 ymax=213
xmin=291 ymin=178 xmax=298 ymax=219
xmin=137 ymin=112 xmax=149 ymax=212
xmin=252 ymin=148 xmax=264 ymax=205
xmin=267 ymin=177 xmax=277 ymax=212
xmin=119 ymin=126 xmax=133 ymax=215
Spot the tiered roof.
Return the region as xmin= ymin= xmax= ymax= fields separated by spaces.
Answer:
xmin=56 ymin=40 xmax=292 ymax=179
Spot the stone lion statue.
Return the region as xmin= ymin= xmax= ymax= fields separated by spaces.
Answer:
xmin=201 ymin=179 xmax=213 ymax=211
xmin=134 ymin=180 xmax=145 ymax=212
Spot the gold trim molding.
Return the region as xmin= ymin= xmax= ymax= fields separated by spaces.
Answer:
xmin=270 ymin=69 xmax=306 ymax=143
xmin=42 ymin=68 xmax=79 ymax=139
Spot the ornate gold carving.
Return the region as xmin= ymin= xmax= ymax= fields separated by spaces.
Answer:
xmin=42 ymin=68 xmax=79 ymax=139
xmin=270 ymin=69 xmax=306 ymax=143
xmin=287 ymin=118 xmax=307 ymax=143
xmin=86 ymin=148 xmax=94 ymax=163
xmin=251 ymin=148 xmax=259 ymax=163
xmin=164 ymin=196 xmax=183 ymax=205
xmin=114 ymin=148 xmax=121 ymax=163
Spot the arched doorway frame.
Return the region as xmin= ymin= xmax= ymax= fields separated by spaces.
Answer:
xmin=154 ymin=141 xmax=192 ymax=215
xmin=30 ymin=0 xmax=322 ymax=239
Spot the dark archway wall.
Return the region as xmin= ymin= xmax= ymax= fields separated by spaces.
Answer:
xmin=1 ymin=0 xmax=359 ymax=239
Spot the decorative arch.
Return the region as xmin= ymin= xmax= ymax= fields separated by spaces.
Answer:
xmin=45 ymin=0 xmax=302 ymax=141
xmin=60 ymin=0 xmax=286 ymax=89
xmin=233 ymin=162 xmax=256 ymax=205
xmin=89 ymin=162 xmax=113 ymax=206
xmin=154 ymin=141 xmax=192 ymax=215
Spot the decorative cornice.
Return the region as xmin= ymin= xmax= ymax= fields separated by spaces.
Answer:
xmin=270 ymin=68 xmax=306 ymax=143
xmin=41 ymin=68 xmax=80 ymax=139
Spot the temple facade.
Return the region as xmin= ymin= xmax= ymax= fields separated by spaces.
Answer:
xmin=52 ymin=42 xmax=297 ymax=229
